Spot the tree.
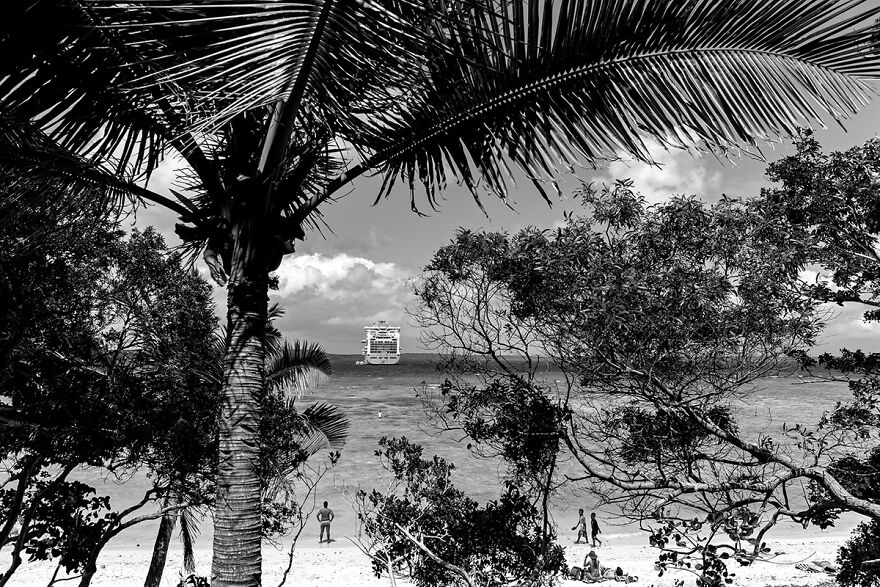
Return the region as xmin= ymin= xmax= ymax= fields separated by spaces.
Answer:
xmin=0 ymin=217 xmax=220 ymax=586
xmin=838 ymin=520 xmax=880 ymax=587
xmin=753 ymin=133 xmax=880 ymax=587
xmin=0 ymin=209 xmax=348 ymax=586
xmin=5 ymin=2 xmax=880 ymax=584
xmin=144 ymin=331 xmax=345 ymax=587
xmin=356 ymin=437 xmax=565 ymax=587
xmin=413 ymin=182 xmax=879 ymax=585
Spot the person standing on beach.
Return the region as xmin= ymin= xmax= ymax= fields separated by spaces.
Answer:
xmin=591 ymin=512 xmax=602 ymax=547
xmin=572 ymin=509 xmax=588 ymax=543
xmin=317 ymin=501 xmax=335 ymax=543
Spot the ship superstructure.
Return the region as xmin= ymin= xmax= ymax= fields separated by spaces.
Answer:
xmin=361 ymin=321 xmax=401 ymax=365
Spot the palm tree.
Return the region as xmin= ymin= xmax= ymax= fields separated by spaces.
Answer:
xmin=3 ymin=1 xmax=880 ymax=585
xmin=145 ymin=325 xmax=344 ymax=587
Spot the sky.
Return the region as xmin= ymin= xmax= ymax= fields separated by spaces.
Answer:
xmin=133 ymin=102 xmax=880 ymax=355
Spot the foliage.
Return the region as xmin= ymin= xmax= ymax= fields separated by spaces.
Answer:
xmin=413 ymin=181 xmax=880 ymax=585
xmin=0 ymin=215 xmax=220 ymax=584
xmin=359 ymin=437 xmax=564 ymax=587
xmin=258 ymin=390 xmax=347 ymax=541
xmin=755 ymin=134 xmax=880 ymax=581
xmin=5 ymin=2 xmax=880 ymax=218
xmin=23 ymin=482 xmax=112 ymax=575
xmin=440 ymin=377 xmax=563 ymax=486
xmin=8 ymin=2 xmax=880 ymax=584
xmin=838 ymin=520 xmax=880 ymax=587
xmin=612 ymin=406 xmax=737 ymax=468
xmin=760 ymin=131 xmax=880 ymax=315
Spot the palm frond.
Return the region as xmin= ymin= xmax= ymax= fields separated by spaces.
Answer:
xmin=78 ymin=0 xmax=433 ymax=141
xmin=350 ymin=0 xmax=880 ymax=209
xmin=0 ymin=1 xmax=184 ymax=174
xmin=264 ymin=303 xmax=286 ymax=355
xmin=295 ymin=402 xmax=349 ymax=456
xmin=266 ymin=340 xmax=333 ymax=399
xmin=179 ymin=507 xmax=201 ymax=576
xmin=0 ymin=115 xmax=193 ymax=227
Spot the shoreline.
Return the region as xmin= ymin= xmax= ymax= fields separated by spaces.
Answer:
xmin=4 ymin=528 xmax=853 ymax=586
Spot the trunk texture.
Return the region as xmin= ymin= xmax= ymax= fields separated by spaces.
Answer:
xmin=211 ymin=240 xmax=268 ymax=587
xmin=144 ymin=498 xmax=179 ymax=587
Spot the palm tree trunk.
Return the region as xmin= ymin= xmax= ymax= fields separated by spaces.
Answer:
xmin=211 ymin=234 xmax=269 ymax=587
xmin=144 ymin=497 xmax=179 ymax=587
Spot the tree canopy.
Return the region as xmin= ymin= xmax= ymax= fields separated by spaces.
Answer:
xmin=414 ymin=181 xmax=879 ymax=585
xmin=7 ymin=1 xmax=880 ymax=584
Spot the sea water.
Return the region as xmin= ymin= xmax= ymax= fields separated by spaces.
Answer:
xmin=81 ymin=353 xmax=860 ymax=552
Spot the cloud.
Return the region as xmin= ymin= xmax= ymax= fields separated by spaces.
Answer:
xmin=815 ymin=303 xmax=880 ymax=354
xmin=270 ymin=254 xmax=415 ymax=351
xmin=275 ymin=253 xmax=409 ymax=301
xmin=593 ymin=141 xmax=722 ymax=204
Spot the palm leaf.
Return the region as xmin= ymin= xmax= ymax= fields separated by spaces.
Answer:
xmin=179 ymin=507 xmax=201 ymax=576
xmin=0 ymin=115 xmax=193 ymax=226
xmin=294 ymin=402 xmax=349 ymax=455
xmin=261 ymin=401 xmax=348 ymax=499
xmin=344 ymin=0 xmax=880 ymax=210
xmin=0 ymin=1 xmax=184 ymax=174
xmin=76 ymin=0 xmax=434 ymax=144
xmin=266 ymin=340 xmax=333 ymax=399
xmin=263 ymin=303 xmax=287 ymax=355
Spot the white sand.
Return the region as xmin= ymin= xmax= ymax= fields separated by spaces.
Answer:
xmin=0 ymin=533 xmax=846 ymax=587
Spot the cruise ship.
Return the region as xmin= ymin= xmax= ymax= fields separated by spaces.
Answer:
xmin=360 ymin=321 xmax=401 ymax=365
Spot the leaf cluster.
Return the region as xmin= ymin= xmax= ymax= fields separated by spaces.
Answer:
xmin=0 ymin=214 xmax=221 ymax=574
xmin=761 ymin=131 xmax=880 ymax=315
xmin=22 ymin=480 xmax=112 ymax=574
xmin=612 ymin=406 xmax=736 ymax=468
xmin=444 ymin=377 xmax=563 ymax=484
xmin=362 ymin=437 xmax=564 ymax=587
xmin=838 ymin=520 xmax=880 ymax=587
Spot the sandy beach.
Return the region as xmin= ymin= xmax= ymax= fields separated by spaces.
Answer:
xmin=1 ymin=531 xmax=849 ymax=587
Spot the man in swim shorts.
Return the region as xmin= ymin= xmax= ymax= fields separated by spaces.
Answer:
xmin=317 ymin=501 xmax=335 ymax=543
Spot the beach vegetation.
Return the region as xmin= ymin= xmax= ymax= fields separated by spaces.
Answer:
xmin=0 ymin=211 xmax=347 ymax=586
xmin=413 ymin=180 xmax=878 ymax=584
xmin=356 ymin=436 xmax=565 ymax=587
xmin=753 ymin=133 xmax=880 ymax=587
xmin=838 ymin=520 xmax=880 ymax=587
xmin=5 ymin=2 xmax=880 ymax=583
xmin=0 ymin=217 xmax=218 ymax=587
xmin=145 ymin=314 xmax=346 ymax=587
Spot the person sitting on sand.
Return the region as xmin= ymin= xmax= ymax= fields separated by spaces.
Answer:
xmin=317 ymin=501 xmax=334 ymax=543
xmin=582 ymin=550 xmax=613 ymax=582
xmin=582 ymin=552 xmax=638 ymax=583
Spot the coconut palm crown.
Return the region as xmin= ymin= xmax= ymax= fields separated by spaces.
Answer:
xmin=4 ymin=1 xmax=880 ymax=586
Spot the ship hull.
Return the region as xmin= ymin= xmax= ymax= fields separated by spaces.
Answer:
xmin=363 ymin=355 xmax=400 ymax=365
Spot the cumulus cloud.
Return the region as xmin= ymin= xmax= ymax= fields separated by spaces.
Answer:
xmin=271 ymin=253 xmax=415 ymax=352
xmin=592 ymin=141 xmax=722 ymax=204
xmin=275 ymin=253 xmax=409 ymax=301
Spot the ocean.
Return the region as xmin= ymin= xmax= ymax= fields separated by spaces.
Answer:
xmin=78 ymin=353 xmax=861 ymax=553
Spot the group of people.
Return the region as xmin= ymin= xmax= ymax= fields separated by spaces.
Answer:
xmin=570 ymin=510 xmax=637 ymax=583
xmin=572 ymin=509 xmax=602 ymax=546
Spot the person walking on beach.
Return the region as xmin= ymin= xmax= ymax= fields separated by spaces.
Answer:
xmin=317 ymin=501 xmax=335 ymax=543
xmin=572 ymin=508 xmax=588 ymax=543
xmin=591 ymin=512 xmax=602 ymax=547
